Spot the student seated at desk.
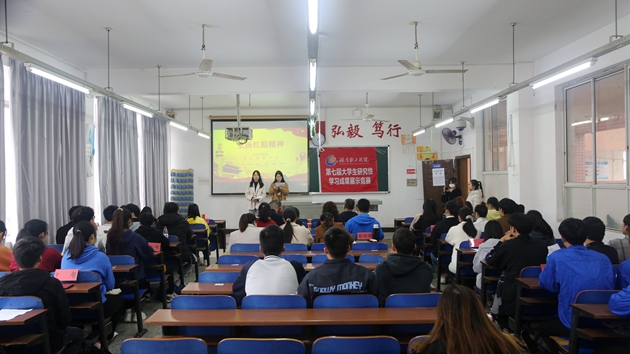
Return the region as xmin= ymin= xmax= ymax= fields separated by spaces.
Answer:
xmin=156 ymin=202 xmax=194 ymax=263
xmin=280 ymin=208 xmax=313 ymax=246
xmin=255 ymin=202 xmax=277 ymax=228
xmin=584 ymin=216 xmax=619 ymax=264
xmin=446 ymin=207 xmax=478 ymax=276
xmin=106 ymin=208 xmax=155 ymax=281
xmin=427 ymin=200 xmax=460 ymax=254
xmin=61 ymin=206 xmax=104 ymax=255
xmin=62 ymin=221 xmax=126 ymax=337
xmin=338 ymin=198 xmax=358 ymax=224
xmin=344 ymin=198 xmax=384 ymax=241
xmin=229 ymin=213 xmax=264 ymax=250
xmin=9 ymin=219 xmax=61 ymax=272
xmin=232 ymin=225 xmax=306 ymax=305
xmin=527 ymin=210 xmax=560 ymax=255
xmin=314 ymin=212 xmax=345 ymax=244
xmin=485 ymin=197 xmax=500 ymax=221
xmin=376 ymin=228 xmax=433 ymax=303
xmin=472 ymin=203 xmax=488 ymax=234
xmin=268 ymin=200 xmax=285 ymax=226
xmin=610 ymin=284 xmax=630 ymax=317
xmin=525 ymin=218 xmax=615 ymax=353
xmin=472 ymin=220 xmax=503 ymax=289
xmin=496 ymin=198 xmax=517 ymax=234
xmin=298 ymin=227 xmax=378 ymax=306
xmin=186 ymin=203 xmax=210 ymax=238
xmin=0 ymin=236 xmax=84 ymax=354
xmin=136 ymin=212 xmax=176 ymax=301
xmin=409 ymin=285 xmax=524 ymax=354
xmin=410 ymin=199 xmax=440 ymax=232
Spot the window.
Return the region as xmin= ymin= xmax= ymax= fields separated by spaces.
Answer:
xmin=483 ymin=100 xmax=507 ymax=171
xmin=3 ymin=64 xmax=18 ymax=243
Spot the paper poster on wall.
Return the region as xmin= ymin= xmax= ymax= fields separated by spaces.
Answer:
xmin=417 ymin=145 xmax=438 ymax=161
xmin=432 ymin=168 xmax=445 ymax=187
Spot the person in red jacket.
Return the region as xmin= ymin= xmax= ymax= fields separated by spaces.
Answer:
xmin=9 ymin=219 xmax=61 ymax=272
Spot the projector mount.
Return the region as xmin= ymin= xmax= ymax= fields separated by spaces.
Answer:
xmin=225 ymin=94 xmax=252 ymax=145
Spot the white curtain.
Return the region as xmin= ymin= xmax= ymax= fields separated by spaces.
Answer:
xmin=142 ymin=115 xmax=168 ymax=212
xmin=0 ymin=56 xmax=5 ymax=222
xmin=97 ymin=96 xmax=140 ymax=213
xmin=10 ymin=59 xmax=87 ymax=241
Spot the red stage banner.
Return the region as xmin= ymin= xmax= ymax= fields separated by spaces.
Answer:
xmin=319 ymin=147 xmax=378 ymax=193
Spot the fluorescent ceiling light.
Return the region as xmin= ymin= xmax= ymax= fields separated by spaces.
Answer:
xmin=434 ymin=118 xmax=454 ymax=128
xmin=310 ymin=99 xmax=315 ymax=115
xmin=470 ymin=99 xmax=500 ymax=114
xmin=412 ymin=128 xmax=426 ymax=136
xmin=25 ymin=64 xmax=90 ymax=94
xmin=308 ymin=0 xmax=318 ymax=34
xmin=571 ymin=120 xmax=591 ymax=127
xmin=122 ymin=103 xmax=153 ymax=117
xmin=197 ymin=132 xmax=210 ymax=139
xmin=169 ymin=121 xmax=188 ymax=131
xmin=309 ymin=60 xmax=317 ymax=91
xmin=532 ymin=58 xmax=597 ymax=89
xmin=600 ymin=117 xmax=610 ymax=121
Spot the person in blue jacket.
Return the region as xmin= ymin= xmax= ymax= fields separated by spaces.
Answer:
xmin=610 ymin=285 xmax=630 ymax=317
xmin=344 ymin=198 xmax=384 ymax=241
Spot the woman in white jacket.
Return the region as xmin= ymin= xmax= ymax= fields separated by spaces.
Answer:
xmin=245 ymin=170 xmax=266 ymax=213
xmin=466 ymin=179 xmax=484 ymax=209
xmin=280 ymin=207 xmax=313 ymax=246
xmin=446 ymin=207 xmax=478 ymax=275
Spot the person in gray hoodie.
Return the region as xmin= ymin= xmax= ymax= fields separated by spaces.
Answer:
xmin=376 ymin=228 xmax=433 ymax=304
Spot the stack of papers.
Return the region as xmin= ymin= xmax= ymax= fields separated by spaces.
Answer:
xmin=0 ymin=309 xmax=32 ymax=321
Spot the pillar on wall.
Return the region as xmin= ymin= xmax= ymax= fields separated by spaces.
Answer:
xmin=506 ymin=89 xmax=535 ymax=206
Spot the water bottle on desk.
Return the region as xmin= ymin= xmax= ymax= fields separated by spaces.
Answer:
xmin=163 ymin=226 xmax=169 ymax=239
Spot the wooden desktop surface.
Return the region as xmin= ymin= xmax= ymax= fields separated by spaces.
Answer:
xmin=0 ymin=309 xmax=48 ymax=326
xmin=571 ymin=304 xmax=623 ymax=320
xmin=146 ymin=308 xmax=437 ymax=327
xmin=181 ymin=282 xmax=233 ymax=295
xmin=64 ymin=282 xmax=101 ymax=294
xmin=112 ymin=264 xmax=138 ymax=273
xmin=203 ymin=263 xmax=380 ymax=272
xmin=517 ymin=277 xmax=541 ymax=290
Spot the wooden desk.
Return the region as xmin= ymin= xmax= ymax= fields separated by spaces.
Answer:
xmin=64 ymin=282 xmax=101 ymax=294
xmin=111 ymin=262 xmax=146 ymax=337
xmin=517 ymin=277 xmax=541 ymax=290
xmin=181 ymin=282 xmax=234 ymax=295
xmin=513 ymin=277 xmax=556 ymax=334
xmin=112 ymin=264 xmax=138 ymax=273
xmin=209 ymin=219 xmax=227 ymax=255
xmin=569 ymin=303 xmax=626 ymax=354
xmin=455 ymin=248 xmax=476 ymax=284
xmin=204 ymin=263 xmax=380 ymax=273
xmin=394 ymin=218 xmax=407 ymax=231
xmin=0 ymin=309 xmax=50 ymax=354
xmin=480 ymin=260 xmax=499 ymax=305
xmin=64 ymin=282 xmax=107 ymax=352
xmin=227 ymin=249 xmax=391 ymax=259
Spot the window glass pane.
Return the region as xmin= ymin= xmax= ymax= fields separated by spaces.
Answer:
xmin=566 ymin=83 xmax=593 ymax=182
xmin=497 ymin=100 xmax=508 ymax=171
xmin=483 ymin=101 xmax=507 ymax=172
xmin=484 ymin=108 xmax=492 ymax=171
xmin=595 ymin=71 xmax=626 ymax=183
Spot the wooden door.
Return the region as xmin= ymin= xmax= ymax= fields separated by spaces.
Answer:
xmin=422 ymin=160 xmax=456 ymax=215
xmin=456 ymin=155 xmax=471 ymax=202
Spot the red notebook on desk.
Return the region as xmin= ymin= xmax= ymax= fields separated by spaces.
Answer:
xmin=54 ymin=269 xmax=78 ymax=289
xmin=148 ymin=242 xmax=162 ymax=252
xmin=469 ymin=239 xmax=483 ymax=248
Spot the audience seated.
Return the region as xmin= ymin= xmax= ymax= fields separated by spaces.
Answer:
xmin=61 ymin=206 xmax=104 ymax=255
xmin=97 ymin=205 xmax=118 ymax=246
xmin=609 ymin=213 xmax=630 ymax=263
xmin=106 ymin=208 xmax=155 ymax=280
xmin=446 ymin=207 xmax=478 ymax=275
xmin=375 ymin=228 xmax=433 ymax=303
xmin=256 ymin=202 xmax=277 ymax=228
xmin=515 ymin=204 xmax=525 ymax=214
xmin=485 ymin=197 xmax=500 ymax=221
xmin=527 ymin=210 xmax=560 ymax=255
xmin=321 ymin=201 xmax=343 ymax=223
xmin=280 ymin=208 xmax=313 ymax=246
xmin=125 ymin=203 xmax=141 ymax=232
xmin=610 ymin=283 xmax=630 ymax=317
xmin=409 ymin=284 xmax=524 ymax=354
xmin=0 ymin=220 xmax=10 ymax=271
xmin=486 ymin=213 xmax=548 ymax=331
xmin=298 ymin=227 xmax=378 ymax=306
xmin=496 ymin=198 xmax=517 ymax=233
xmin=428 ymin=200 xmax=460 ymax=253
xmin=472 ymin=220 xmax=503 ymax=289
xmin=233 ymin=225 xmax=306 ymax=305
xmin=337 ymin=198 xmax=358 ymax=224
xmin=55 ymin=205 xmax=82 ymax=245
xmin=229 ymin=213 xmax=264 ymax=249
xmin=0 ymin=236 xmax=84 ymax=354
xmin=411 ymin=199 xmax=440 ymax=232
xmin=268 ymin=200 xmax=285 ymax=226
xmin=186 ymin=203 xmax=210 ymax=237
xmin=314 ymin=212 xmax=345 ymax=244
xmin=156 ymin=202 xmax=194 ymax=262
xmin=136 ymin=212 xmax=169 ymax=252
xmin=10 ymin=219 xmax=61 ymax=272
xmin=473 ymin=203 xmax=488 ymax=234
xmin=62 ymin=221 xmax=125 ymax=337
xmin=583 ymin=216 xmax=619 ymax=264
xmin=344 ymin=198 xmax=384 ymax=241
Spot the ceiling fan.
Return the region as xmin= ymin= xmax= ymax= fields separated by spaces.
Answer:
xmin=343 ymin=93 xmax=389 ymax=122
xmin=160 ymin=25 xmax=246 ymax=81
xmin=381 ymin=22 xmax=467 ymax=80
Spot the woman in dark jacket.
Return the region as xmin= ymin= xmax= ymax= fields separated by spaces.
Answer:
xmin=156 ymin=202 xmax=194 ymax=262
xmin=526 ymin=210 xmax=556 ymax=246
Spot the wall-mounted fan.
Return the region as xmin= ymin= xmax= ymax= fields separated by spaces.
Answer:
xmin=442 ymin=128 xmax=462 ymax=145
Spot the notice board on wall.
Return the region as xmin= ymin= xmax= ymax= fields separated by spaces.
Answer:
xmin=308 ymin=146 xmax=389 ymax=193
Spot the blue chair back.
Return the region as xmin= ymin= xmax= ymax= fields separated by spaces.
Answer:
xmin=456 ymin=241 xmax=476 ymax=278
xmin=190 ymin=224 xmax=206 ymax=232
xmin=284 ymin=243 xmax=308 ymax=251
xmin=407 ymin=336 xmax=429 ymax=354
xmin=241 ymin=295 xmax=307 ymax=335
xmin=108 ymin=254 xmax=135 ymax=265
xmin=352 ymin=243 xmax=388 ymax=250
xmin=555 ymin=238 xmax=565 ymax=248
xmin=0 ymin=296 xmax=44 ymax=309
xmin=281 ymin=254 xmax=308 ymax=264
xmin=311 ymin=218 xmax=321 ymax=228
xmin=358 ymin=254 xmax=384 ymax=263
xmin=312 ymin=254 xmax=354 ymax=263
xmin=403 ymin=217 xmax=414 ymax=225
xmin=171 ymin=295 xmax=236 ymax=336
xmin=47 ymin=244 xmax=64 ymax=253
xmin=298 ymin=218 xmax=308 ymax=226
xmin=313 ymin=294 xmax=378 ymax=335
xmin=311 ymin=243 xmax=325 ymax=251
xmin=230 ymin=244 xmax=260 ymax=252
xmin=76 ymin=270 xmax=101 ymax=282
xmin=199 ymin=272 xmax=239 ymax=283
xmin=168 ymin=235 xmax=179 ymax=243
xmin=574 ymin=290 xmax=619 ymax=304
xmin=312 ymin=336 xmax=400 ymax=354
xmin=217 ymin=255 xmax=259 ymax=264
xmin=519 ymin=266 xmax=557 ymax=319
xmin=385 ymin=293 xmax=441 ymax=335
xmin=0 ymin=272 xmax=9 ymax=278
xmin=459 ymin=240 xmax=471 ymax=249
xmin=520 ymin=266 xmax=542 ymax=278
xmin=121 ymin=338 xmax=208 ymax=354
xmin=218 ymin=338 xmax=305 ymax=354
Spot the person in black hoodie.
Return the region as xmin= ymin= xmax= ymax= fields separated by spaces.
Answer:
xmin=428 ymin=200 xmax=460 ymax=254
xmin=55 ymin=205 xmax=82 ymax=244
xmin=268 ymin=200 xmax=285 ymax=226
xmin=136 ymin=212 xmax=177 ymax=300
xmin=376 ymin=228 xmax=433 ymax=304
xmin=337 ymin=198 xmax=358 ymax=224
xmin=583 ymin=216 xmax=619 ymax=264
xmin=106 ymin=208 xmax=155 ymax=280
xmin=156 ymin=202 xmax=194 ymax=262
xmin=0 ymin=237 xmax=84 ymax=354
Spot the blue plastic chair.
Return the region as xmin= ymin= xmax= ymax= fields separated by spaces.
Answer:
xmin=108 ymin=255 xmax=149 ymax=301
xmin=0 ymin=296 xmax=47 ymax=353
xmin=555 ymin=238 xmax=565 ymax=248
xmin=517 ymin=266 xmax=557 ymax=328
xmin=281 ymin=254 xmax=308 ymax=264
xmin=284 ymin=243 xmax=308 ymax=251
xmin=199 ymin=272 xmax=239 ymax=283
xmin=217 ymin=255 xmax=259 ymax=264
xmin=407 ymin=336 xmax=429 ymax=354
xmin=0 ymin=272 xmax=9 ymax=278
xmin=47 ymin=244 xmax=64 ymax=253
xmin=311 ymin=218 xmax=321 ymax=228
xmin=312 ymin=336 xmax=400 ymax=354
xmin=455 ymin=240 xmax=476 ymax=283
xmin=241 ymin=295 xmax=307 ymax=336
xmin=352 ymin=242 xmax=388 ymax=250
xmin=312 ymin=254 xmax=354 ymax=263
xmin=190 ymin=224 xmax=209 ymax=265
xmin=403 ymin=217 xmax=414 ymax=227
xmin=298 ymin=218 xmax=308 ymax=226
xmin=385 ymin=293 xmax=441 ymax=335
xmin=121 ymin=338 xmax=208 ymax=354
xmin=230 ymin=244 xmax=260 ymax=252
xmin=311 ymin=243 xmax=325 ymax=251
xmin=218 ymin=338 xmax=305 ymax=354
xmin=313 ymin=294 xmax=379 ymax=335
xmin=358 ymin=254 xmax=385 ymax=263
xmin=0 ymin=295 xmax=43 ymax=310
xmin=170 ymin=295 xmax=236 ymax=337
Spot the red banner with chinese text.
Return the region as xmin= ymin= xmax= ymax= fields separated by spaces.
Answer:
xmin=319 ymin=147 xmax=378 ymax=193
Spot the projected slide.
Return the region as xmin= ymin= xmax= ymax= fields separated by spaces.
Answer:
xmin=212 ymin=120 xmax=309 ymax=194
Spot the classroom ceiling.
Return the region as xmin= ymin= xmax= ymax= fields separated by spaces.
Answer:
xmin=5 ymin=0 xmax=630 ymax=110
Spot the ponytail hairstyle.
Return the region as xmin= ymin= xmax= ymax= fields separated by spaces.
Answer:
xmin=238 ymin=214 xmax=250 ymax=232
xmin=471 ymin=179 xmax=484 ymax=198
xmin=258 ymin=202 xmax=271 ymax=222
xmin=68 ymin=221 xmax=96 ymax=260
xmin=106 ymin=208 xmax=132 ymax=255
xmin=459 ymin=207 xmax=477 ymax=237
xmin=320 ymin=212 xmax=334 ymax=230
xmin=282 ymin=207 xmax=298 ymax=243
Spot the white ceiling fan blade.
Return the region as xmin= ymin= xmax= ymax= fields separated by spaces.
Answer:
xmin=199 ymin=59 xmax=214 ymax=72
xmin=425 ymin=69 xmax=468 ymax=74
xmin=398 ymin=60 xmax=418 ymax=71
xmin=365 ymin=114 xmax=376 ymax=120
xmin=381 ymin=73 xmax=409 ymax=80
xmin=159 ymin=72 xmax=198 ymax=78
xmin=211 ymin=72 xmax=247 ymax=81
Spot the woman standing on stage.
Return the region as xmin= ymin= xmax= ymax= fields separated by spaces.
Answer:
xmin=245 ymin=170 xmax=266 ymax=214
xmin=269 ymin=170 xmax=289 ymax=202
